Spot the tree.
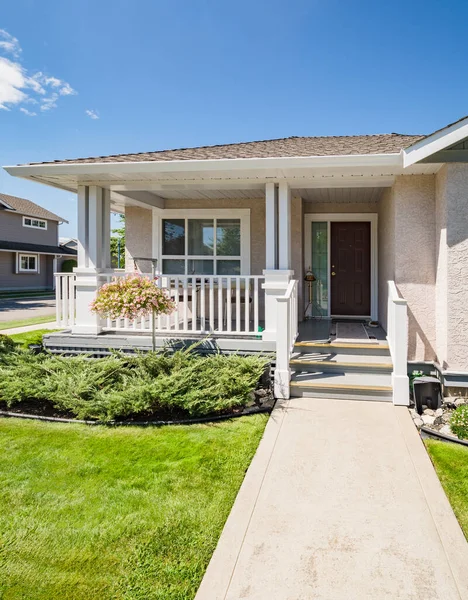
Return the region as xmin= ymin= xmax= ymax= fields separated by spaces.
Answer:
xmin=110 ymin=214 xmax=125 ymax=268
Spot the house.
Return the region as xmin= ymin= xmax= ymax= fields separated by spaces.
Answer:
xmin=0 ymin=193 xmax=77 ymax=291
xmin=4 ymin=116 xmax=468 ymax=402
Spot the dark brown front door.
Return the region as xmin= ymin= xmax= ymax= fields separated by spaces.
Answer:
xmin=330 ymin=222 xmax=371 ymax=316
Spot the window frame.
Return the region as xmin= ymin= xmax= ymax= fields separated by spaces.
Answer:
xmin=17 ymin=253 xmax=39 ymax=273
xmin=155 ymin=209 xmax=250 ymax=276
xmin=23 ymin=216 xmax=48 ymax=230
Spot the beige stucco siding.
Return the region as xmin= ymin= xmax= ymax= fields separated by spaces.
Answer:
xmin=436 ymin=164 xmax=468 ymax=370
xmin=392 ymin=175 xmax=437 ymax=362
xmin=435 ymin=167 xmax=449 ymax=367
xmin=124 ymin=206 xmax=153 ymax=273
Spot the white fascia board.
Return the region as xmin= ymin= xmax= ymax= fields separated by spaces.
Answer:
xmin=403 ymin=117 xmax=468 ymax=167
xmin=3 ymin=152 xmax=402 ymax=179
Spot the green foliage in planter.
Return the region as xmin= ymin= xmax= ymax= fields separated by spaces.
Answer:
xmin=450 ymin=404 xmax=468 ymax=440
xmin=0 ymin=338 xmax=269 ymax=422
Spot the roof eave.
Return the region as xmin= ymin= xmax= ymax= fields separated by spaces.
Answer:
xmin=403 ymin=116 xmax=468 ymax=167
xmin=4 ymin=152 xmax=403 ymax=180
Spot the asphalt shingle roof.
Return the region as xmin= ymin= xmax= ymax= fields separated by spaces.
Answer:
xmin=0 ymin=240 xmax=77 ymax=255
xmin=0 ymin=193 xmax=67 ymax=222
xmin=29 ymin=133 xmax=425 ymax=166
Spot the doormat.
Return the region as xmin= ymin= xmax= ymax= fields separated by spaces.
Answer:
xmin=335 ymin=322 xmax=372 ymax=344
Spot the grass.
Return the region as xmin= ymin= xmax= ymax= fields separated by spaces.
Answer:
xmin=0 ymin=315 xmax=56 ymax=331
xmin=0 ymin=414 xmax=268 ymax=599
xmin=6 ymin=329 xmax=59 ymax=348
xmin=425 ymin=439 xmax=468 ymax=538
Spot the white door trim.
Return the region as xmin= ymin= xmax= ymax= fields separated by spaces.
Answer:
xmin=304 ymin=213 xmax=378 ymax=321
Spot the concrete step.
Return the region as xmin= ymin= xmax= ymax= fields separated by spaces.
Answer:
xmin=294 ymin=341 xmax=390 ymax=357
xmin=290 ymin=371 xmax=393 ymax=401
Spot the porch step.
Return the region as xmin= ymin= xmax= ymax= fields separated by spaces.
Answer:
xmin=290 ymin=371 xmax=393 ymax=401
xmin=289 ymin=358 xmax=393 ymax=374
xmin=294 ymin=341 xmax=390 ymax=357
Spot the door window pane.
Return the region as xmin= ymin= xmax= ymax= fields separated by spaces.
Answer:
xmin=188 ymin=259 xmax=214 ymax=274
xmin=216 ymin=219 xmax=241 ymax=256
xmin=310 ymin=222 xmax=328 ymax=317
xmin=217 ymin=260 xmax=241 ymax=275
xmin=188 ymin=219 xmax=214 ymax=255
xmin=162 ymin=259 xmax=185 ymax=274
xmin=162 ymin=219 xmax=185 ymax=255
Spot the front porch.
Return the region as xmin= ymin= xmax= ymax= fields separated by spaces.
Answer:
xmin=50 ymin=176 xmax=410 ymax=404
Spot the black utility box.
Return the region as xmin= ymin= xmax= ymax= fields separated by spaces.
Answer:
xmin=413 ymin=376 xmax=442 ymax=414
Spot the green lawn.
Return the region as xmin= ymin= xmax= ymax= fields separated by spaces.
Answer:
xmin=5 ymin=328 xmax=59 ymax=348
xmin=0 ymin=315 xmax=56 ymax=331
xmin=0 ymin=415 xmax=268 ymax=599
xmin=425 ymin=439 xmax=468 ymax=539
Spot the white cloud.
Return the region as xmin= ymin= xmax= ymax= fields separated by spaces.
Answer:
xmin=0 ymin=29 xmax=76 ymax=113
xmin=19 ymin=107 xmax=36 ymax=116
xmin=85 ymin=109 xmax=99 ymax=120
xmin=0 ymin=29 xmax=21 ymax=58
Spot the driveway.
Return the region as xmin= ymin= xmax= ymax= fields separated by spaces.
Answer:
xmin=0 ymin=296 xmax=56 ymax=323
xmin=196 ymin=398 xmax=468 ymax=599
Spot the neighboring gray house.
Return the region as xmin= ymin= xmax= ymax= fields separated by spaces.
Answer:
xmin=0 ymin=193 xmax=77 ymax=291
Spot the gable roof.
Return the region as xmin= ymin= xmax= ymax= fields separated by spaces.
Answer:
xmin=0 ymin=193 xmax=67 ymax=223
xmin=0 ymin=240 xmax=76 ymax=255
xmin=28 ymin=133 xmax=424 ymax=166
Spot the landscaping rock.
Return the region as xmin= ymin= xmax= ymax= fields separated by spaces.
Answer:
xmin=423 ymin=409 xmax=435 ymax=417
xmin=439 ymin=425 xmax=452 ymax=436
xmin=413 ymin=417 xmax=424 ymax=429
xmin=421 ymin=404 xmax=428 ymax=412
xmin=454 ymin=398 xmax=467 ymax=407
xmin=422 ymin=415 xmax=435 ymax=426
xmin=434 ymin=408 xmax=444 ymax=418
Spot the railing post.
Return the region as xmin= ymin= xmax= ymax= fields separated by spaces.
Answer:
xmin=387 ymin=281 xmax=409 ymax=406
xmin=262 ymin=269 xmax=294 ymax=341
xmin=275 ymin=296 xmax=291 ymax=399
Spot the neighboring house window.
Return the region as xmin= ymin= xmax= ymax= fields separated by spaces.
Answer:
xmin=18 ymin=254 xmax=39 ymax=273
xmin=23 ymin=216 xmax=47 ymax=230
xmin=160 ymin=211 xmax=249 ymax=275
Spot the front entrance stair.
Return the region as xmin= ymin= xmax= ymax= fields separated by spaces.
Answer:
xmin=290 ymin=341 xmax=393 ymax=401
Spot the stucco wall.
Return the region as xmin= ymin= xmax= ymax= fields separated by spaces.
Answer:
xmin=435 ymin=167 xmax=448 ymax=367
xmin=124 ymin=206 xmax=153 ymax=273
xmin=437 ymin=164 xmax=468 ymax=370
xmin=392 ymin=175 xmax=437 ymax=362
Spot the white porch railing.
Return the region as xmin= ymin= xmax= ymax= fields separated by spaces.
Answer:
xmin=55 ymin=272 xmax=264 ymax=337
xmin=387 ymin=281 xmax=409 ymax=405
xmin=274 ymin=279 xmax=299 ymax=399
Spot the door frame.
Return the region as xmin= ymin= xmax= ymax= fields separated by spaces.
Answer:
xmin=304 ymin=213 xmax=378 ymax=321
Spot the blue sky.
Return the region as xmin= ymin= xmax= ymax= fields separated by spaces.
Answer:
xmin=1 ymin=0 xmax=467 ymax=238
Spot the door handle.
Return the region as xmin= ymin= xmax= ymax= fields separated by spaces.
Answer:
xmin=331 ymin=272 xmax=336 ymax=276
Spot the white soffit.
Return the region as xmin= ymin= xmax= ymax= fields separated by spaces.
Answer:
xmin=403 ymin=116 xmax=468 ymax=167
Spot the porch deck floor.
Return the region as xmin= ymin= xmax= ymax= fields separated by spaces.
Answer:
xmin=297 ymin=318 xmax=387 ymax=344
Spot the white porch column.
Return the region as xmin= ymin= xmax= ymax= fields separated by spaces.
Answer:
xmin=262 ymin=269 xmax=294 ymax=342
xmin=278 ymin=181 xmax=291 ymax=269
xmin=73 ymin=185 xmax=113 ymax=334
xmin=265 ymin=182 xmax=277 ymax=270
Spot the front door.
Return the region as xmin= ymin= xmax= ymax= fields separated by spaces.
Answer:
xmin=330 ymin=222 xmax=371 ymax=316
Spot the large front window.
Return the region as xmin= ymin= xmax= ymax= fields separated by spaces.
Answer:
xmin=161 ymin=217 xmax=242 ymax=275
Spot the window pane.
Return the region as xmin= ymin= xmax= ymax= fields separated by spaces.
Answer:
xmin=216 ymin=219 xmax=240 ymax=256
xmin=28 ymin=257 xmax=35 ymax=269
xmin=162 ymin=219 xmax=185 ymax=255
xmin=21 ymin=256 xmax=28 ymax=269
xmin=188 ymin=259 xmax=214 ymax=274
xmin=24 ymin=218 xmax=31 ymax=226
xmin=217 ymin=260 xmax=241 ymax=275
xmin=162 ymin=259 xmax=185 ymax=274
xmin=188 ymin=219 xmax=214 ymax=255
xmin=310 ymin=222 xmax=328 ymax=317
xmin=39 ymin=221 xmax=46 ymax=228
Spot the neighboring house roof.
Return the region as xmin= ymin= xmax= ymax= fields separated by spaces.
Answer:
xmin=0 ymin=192 xmax=67 ymax=223
xmin=0 ymin=240 xmax=77 ymax=255
xmin=59 ymin=237 xmax=77 ymax=248
xmin=27 ymin=133 xmax=424 ymax=165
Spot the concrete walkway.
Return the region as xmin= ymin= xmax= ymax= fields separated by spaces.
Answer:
xmin=0 ymin=322 xmax=57 ymax=335
xmin=196 ymin=398 xmax=468 ymax=600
